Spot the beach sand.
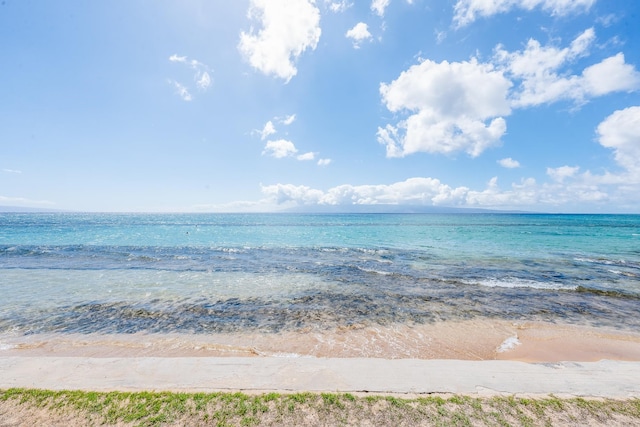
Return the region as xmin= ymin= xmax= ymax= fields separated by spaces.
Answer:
xmin=2 ymin=319 xmax=640 ymax=362
xmin=1 ymin=320 xmax=640 ymax=394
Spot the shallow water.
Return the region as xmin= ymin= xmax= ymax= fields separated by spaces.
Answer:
xmin=1 ymin=213 xmax=639 ymax=349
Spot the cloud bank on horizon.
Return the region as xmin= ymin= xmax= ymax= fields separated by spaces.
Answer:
xmin=1 ymin=0 xmax=639 ymax=212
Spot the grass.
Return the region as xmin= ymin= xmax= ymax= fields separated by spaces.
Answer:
xmin=1 ymin=388 xmax=640 ymax=426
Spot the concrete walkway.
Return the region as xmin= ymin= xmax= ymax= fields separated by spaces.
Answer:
xmin=1 ymin=357 xmax=639 ymax=398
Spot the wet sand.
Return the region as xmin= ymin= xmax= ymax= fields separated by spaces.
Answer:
xmin=2 ymin=319 xmax=640 ymax=362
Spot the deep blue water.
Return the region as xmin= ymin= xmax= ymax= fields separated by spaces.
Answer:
xmin=1 ymin=213 xmax=639 ymax=335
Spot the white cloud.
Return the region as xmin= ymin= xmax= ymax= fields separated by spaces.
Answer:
xmin=371 ymin=0 xmax=390 ymax=16
xmin=262 ymin=140 xmax=328 ymax=165
xmin=260 ymin=121 xmax=277 ymax=140
xmin=346 ymin=22 xmax=372 ymax=48
xmin=326 ymin=0 xmax=351 ymax=12
xmin=168 ymin=54 xmax=212 ymax=100
xmin=453 ymin=0 xmax=596 ymax=27
xmin=263 ymin=139 xmax=298 ymax=158
xmin=196 ymin=71 xmax=211 ymax=90
xmin=261 ymin=183 xmax=325 ymax=205
xmin=257 ymin=114 xmax=296 ymax=139
xmin=169 ymin=54 xmax=187 ymax=63
xmin=2 ymin=169 xmax=22 ymax=174
xmin=581 ymin=53 xmax=640 ymax=97
xmin=498 ymin=158 xmax=520 ymax=168
xmin=255 ymin=109 xmax=640 ymax=212
xmin=378 ymin=58 xmax=511 ymax=158
xmin=169 ymin=80 xmax=192 ymax=101
xmin=262 ymin=177 xmax=466 ymax=206
xmin=297 ymin=152 xmax=316 ymax=161
xmin=258 ymin=173 xmax=633 ymax=211
xmin=597 ymin=106 xmax=640 ymax=176
xmin=547 ymin=165 xmax=580 ymax=182
xmin=238 ymin=0 xmax=321 ymax=82
xmin=257 ymin=114 xmax=326 ymax=164
xmin=281 ymin=114 xmax=296 ymax=125
xmin=495 ymin=29 xmax=640 ymax=108
xmin=377 ymin=29 xmax=640 ymax=159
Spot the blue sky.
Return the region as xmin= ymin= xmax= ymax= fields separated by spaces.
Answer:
xmin=1 ymin=0 xmax=639 ymax=213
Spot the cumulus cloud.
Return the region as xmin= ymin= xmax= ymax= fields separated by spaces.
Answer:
xmin=547 ymin=165 xmax=580 ymax=182
xmin=530 ymin=106 xmax=640 ymax=208
xmin=378 ymin=29 xmax=640 ymax=159
xmin=495 ymin=29 xmax=640 ymax=107
xmin=261 ymin=140 xmax=322 ymax=164
xmin=371 ymin=0 xmax=390 ymax=17
xmin=168 ymin=54 xmax=212 ymax=100
xmin=263 ymin=139 xmax=298 ymax=158
xmin=581 ymin=53 xmax=640 ymax=97
xmin=255 ymin=107 xmax=640 ymax=212
xmin=261 ymin=177 xmax=466 ymax=206
xmin=597 ymin=106 xmax=640 ymax=176
xmin=257 ymin=114 xmax=296 ymax=140
xmin=238 ymin=0 xmax=321 ymax=82
xmin=498 ymin=158 xmax=521 ymax=168
xmin=453 ymin=0 xmax=596 ymax=27
xmin=378 ymin=58 xmax=511 ymax=158
xmin=260 ymin=121 xmax=277 ymax=140
xmin=256 ymin=105 xmax=640 ymax=212
xmin=257 ymin=114 xmax=328 ymax=165
xmin=258 ymin=172 xmax=637 ymax=211
xmin=297 ymin=152 xmax=316 ymax=161
xmin=346 ymin=22 xmax=372 ymax=48
xmin=260 ymin=176 xmax=559 ymax=209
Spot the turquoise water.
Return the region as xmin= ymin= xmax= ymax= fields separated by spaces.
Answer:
xmin=1 ymin=213 xmax=639 ymax=336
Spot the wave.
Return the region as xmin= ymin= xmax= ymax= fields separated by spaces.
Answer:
xmin=462 ymin=277 xmax=576 ymax=291
xmin=573 ymin=256 xmax=638 ymax=268
xmin=355 ymin=266 xmax=395 ymax=276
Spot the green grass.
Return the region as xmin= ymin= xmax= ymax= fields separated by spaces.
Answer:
xmin=1 ymin=388 xmax=639 ymax=426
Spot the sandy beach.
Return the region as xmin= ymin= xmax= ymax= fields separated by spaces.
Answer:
xmin=2 ymin=319 xmax=640 ymax=363
xmin=2 ymin=320 xmax=640 ymax=396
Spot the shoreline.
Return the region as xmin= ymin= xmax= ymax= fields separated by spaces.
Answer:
xmin=2 ymin=319 xmax=640 ymax=362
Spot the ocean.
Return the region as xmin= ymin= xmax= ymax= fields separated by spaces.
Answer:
xmin=1 ymin=213 xmax=639 ymax=357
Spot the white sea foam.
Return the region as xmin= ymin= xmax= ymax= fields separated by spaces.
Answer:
xmin=574 ymin=257 xmax=624 ymax=265
xmin=356 ymin=266 xmax=393 ymax=275
xmin=497 ymin=335 xmax=521 ymax=353
xmin=464 ymin=278 xmax=575 ymax=290
xmin=0 ymin=343 xmax=17 ymax=351
xmin=270 ymin=352 xmax=309 ymax=358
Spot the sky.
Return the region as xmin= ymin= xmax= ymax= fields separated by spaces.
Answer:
xmin=1 ymin=0 xmax=640 ymax=213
